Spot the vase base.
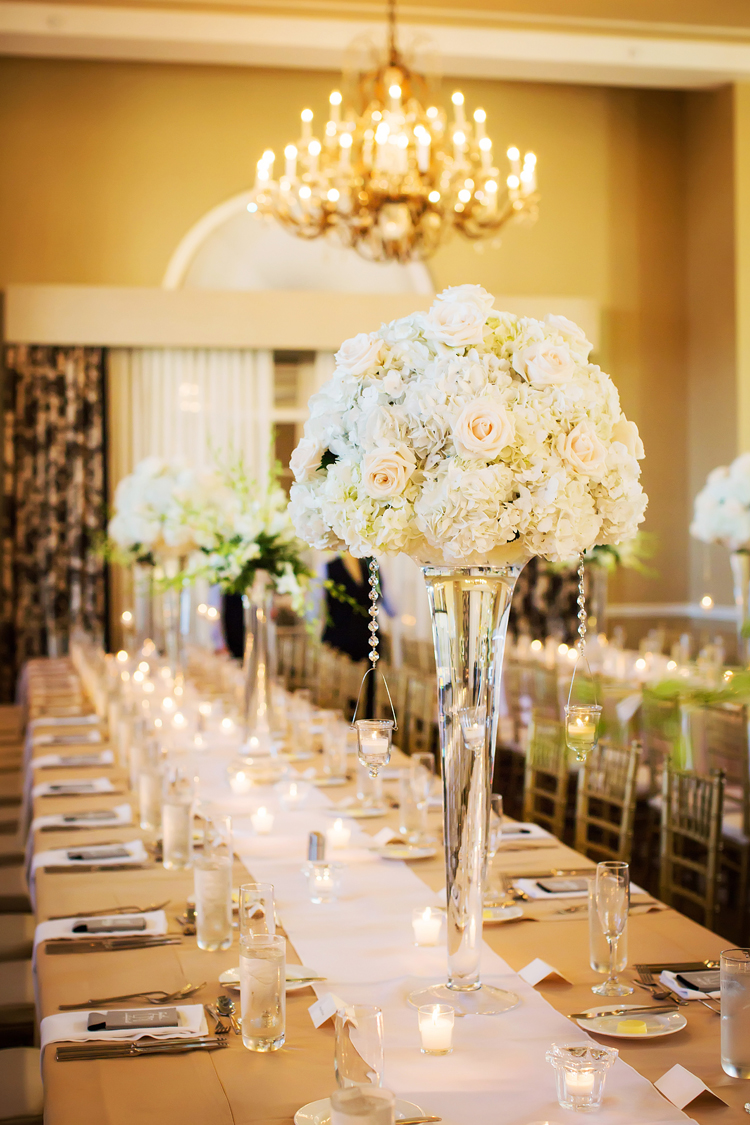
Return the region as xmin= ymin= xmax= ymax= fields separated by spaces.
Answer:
xmin=407 ymin=983 xmax=520 ymax=1015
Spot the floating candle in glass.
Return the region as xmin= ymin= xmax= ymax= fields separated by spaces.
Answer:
xmin=564 ymin=704 xmax=602 ymax=763
xmin=354 ymin=719 xmax=394 ymax=778
xmin=546 ymin=1043 xmax=617 ymax=1112
xmin=418 ymin=1004 xmax=454 ymax=1054
xmin=251 ymin=806 xmax=274 ymax=834
xmin=326 ymin=818 xmax=351 ymax=850
xmin=412 ymin=907 xmax=441 ymax=946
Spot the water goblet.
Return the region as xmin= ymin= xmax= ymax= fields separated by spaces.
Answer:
xmin=592 ymin=861 xmax=633 ymax=996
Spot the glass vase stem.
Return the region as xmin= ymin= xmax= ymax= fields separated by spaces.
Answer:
xmin=242 ymin=571 xmax=276 ymax=754
xmin=730 ymin=551 xmax=750 ymax=666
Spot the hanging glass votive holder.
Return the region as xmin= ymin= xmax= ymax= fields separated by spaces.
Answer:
xmin=564 ymin=703 xmax=602 ymax=763
xmin=354 ymin=718 xmax=395 ymax=778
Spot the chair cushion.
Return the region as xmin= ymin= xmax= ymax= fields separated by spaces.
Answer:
xmin=0 ymin=1048 xmax=43 ymax=1121
xmin=0 ymin=916 xmax=34 ymax=963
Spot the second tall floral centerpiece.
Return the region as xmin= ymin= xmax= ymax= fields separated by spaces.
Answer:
xmin=290 ymin=285 xmax=647 ymax=1013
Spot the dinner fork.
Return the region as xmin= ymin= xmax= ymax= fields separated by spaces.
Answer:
xmin=637 ymin=968 xmax=688 ymax=1006
xmin=59 ymin=982 xmax=206 ymax=1011
xmin=204 ymin=1004 xmax=230 ymax=1036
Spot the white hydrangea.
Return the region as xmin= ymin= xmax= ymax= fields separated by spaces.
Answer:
xmin=289 ymin=286 xmax=647 ymax=564
xmin=690 ymin=453 xmax=750 ymax=551
xmin=108 ymin=457 xmax=198 ymax=559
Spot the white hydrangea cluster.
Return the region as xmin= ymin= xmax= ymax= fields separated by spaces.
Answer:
xmin=690 ymin=453 xmax=750 ymax=551
xmin=108 ymin=457 xmax=198 ymax=560
xmin=289 ymin=285 xmax=647 ymax=564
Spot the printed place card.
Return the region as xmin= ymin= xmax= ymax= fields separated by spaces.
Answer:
xmin=371 ymin=827 xmax=399 ymax=847
xmin=518 ymin=958 xmax=571 ymax=987
xmin=654 ymin=1064 xmax=729 ymax=1110
xmin=308 ymin=992 xmax=350 ymax=1029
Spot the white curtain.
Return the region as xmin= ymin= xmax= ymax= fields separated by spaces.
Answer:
xmin=107 ymin=347 xmax=274 ymax=484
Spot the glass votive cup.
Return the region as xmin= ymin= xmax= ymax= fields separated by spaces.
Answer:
xmin=546 ymin=1043 xmax=618 ymax=1111
xmin=305 ymin=860 xmax=343 ymax=904
xmin=418 ymin=1004 xmax=454 ymax=1055
xmin=250 ymin=806 xmax=274 ymax=835
xmin=354 ymin=719 xmax=394 ymax=778
xmin=412 ymin=907 xmax=441 ymax=946
xmin=330 ymin=1087 xmax=395 ymax=1125
xmin=227 ymin=760 xmax=253 ymax=795
xmin=564 ymin=705 xmax=602 ymax=763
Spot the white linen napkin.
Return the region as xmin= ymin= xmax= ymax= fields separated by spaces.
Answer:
xmin=660 ymin=970 xmax=720 ymax=1000
xmin=32 ymin=730 xmax=102 ymax=747
xmin=32 ymin=750 xmax=114 ymax=770
xmin=31 ymin=839 xmax=148 ymax=876
xmin=32 ymin=777 xmax=116 ymax=799
xmin=34 ymin=909 xmax=167 ymax=950
xmin=500 ymin=822 xmax=551 ymax=842
xmin=40 ymin=1004 xmax=208 ymax=1053
xmin=31 ymin=803 xmax=132 ymax=834
xmin=515 ymin=878 xmax=647 ymax=900
xmin=30 ymin=714 xmax=100 ymax=729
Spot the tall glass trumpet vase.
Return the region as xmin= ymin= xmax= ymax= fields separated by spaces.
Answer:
xmin=132 ymin=562 xmax=155 ymax=650
xmin=408 ymin=565 xmax=524 ymax=1016
xmin=242 ymin=571 xmax=276 ymax=757
xmin=730 ymin=550 xmax=750 ymax=666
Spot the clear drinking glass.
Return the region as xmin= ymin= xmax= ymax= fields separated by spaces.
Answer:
xmin=592 ymin=861 xmax=633 ymax=996
xmin=410 ymin=752 xmax=434 ymax=842
xmin=239 ymin=882 xmax=276 ymax=939
xmin=330 ymin=1088 xmax=395 ymax=1125
xmin=334 ymin=1005 xmax=384 ymax=1088
xmin=588 ymin=878 xmax=627 ymax=976
xmin=323 ymin=714 xmax=349 ymax=777
xmin=485 ymin=794 xmax=504 ymax=901
xmin=139 ymin=764 xmax=163 ymax=833
xmin=356 ymin=759 xmax=384 ymax=808
xmin=240 ymin=932 xmax=286 ymax=1052
xmin=195 ymin=812 xmax=233 ymax=952
xmin=162 ymin=768 xmax=194 ymax=870
xmin=397 ymin=771 xmax=421 ymax=841
xmin=721 ymin=948 xmax=750 ymax=1077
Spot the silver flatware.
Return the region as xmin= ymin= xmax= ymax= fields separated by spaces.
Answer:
xmin=44 ymin=937 xmax=181 ymax=955
xmin=56 ymin=1036 xmax=225 ymax=1061
xmin=43 ymin=863 xmax=153 ymax=874
xmin=59 ymin=983 xmax=205 ymax=1010
xmin=568 ymin=1005 xmax=679 ymax=1020
xmin=695 ymin=997 xmax=720 ymax=1015
xmin=398 ymin=1117 xmax=442 ymax=1124
xmin=216 ymin=995 xmax=241 ymax=1035
xmin=204 ymin=1004 xmax=230 ymax=1036
xmin=636 ymin=968 xmax=688 ymax=1006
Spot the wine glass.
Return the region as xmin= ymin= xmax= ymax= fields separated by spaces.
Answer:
xmin=410 ymin=752 xmax=435 ymax=843
xmin=592 ymin=861 xmax=633 ymax=996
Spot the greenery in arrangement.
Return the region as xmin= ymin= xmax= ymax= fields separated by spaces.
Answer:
xmin=584 ymin=530 xmax=658 ymax=574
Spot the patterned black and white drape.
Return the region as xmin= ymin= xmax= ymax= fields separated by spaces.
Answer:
xmin=0 ymin=346 xmax=107 ymax=699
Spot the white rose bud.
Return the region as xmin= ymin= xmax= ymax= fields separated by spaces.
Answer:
xmin=560 ymin=421 xmax=607 ymax=477
xmin=362 ymin=447 xmax=415 ymax=498
xmin=424 ymin=298 xmax=488 ymax=347
xmin=435 ymin=284 xmax=495 ymax=318
xmin=290 ymin=437 xmax=324 ymax=483
xmin=611 ymin=418 xmax=645 ymax=460
xmin=335 ymin=333 xmax=383 ymax=376
xmin=453 ymin=398 xmax=515 ymax=459
xmin=515 ymin=341 xmax=576 ymax=386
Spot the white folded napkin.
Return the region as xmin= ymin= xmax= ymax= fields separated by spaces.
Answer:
xmin=500 ymin=822 xmax=551 ymax=842
xmin=34 ymin=909 xmax=167 ymax=950
xmin=32 ymin=749 xmax=114 ymax=770
xmin=660 ymin=970 xmax=720 ymax=1000
xmin=32 ymin=777 xmax=116 ymax=799
xmin=515 ymin=877 xmax=646 ymax=900
xmin=30 ymin=714 xmax=100 ymax=729
xmin=31 ymin=803 xmax=132 ymax=833
xmin=31 ymin=839 xmax=148 ymax=876
xmin=32 ymin=730 xmax=102 ymax=747
xmin=40 ymin=1004 xmax=208 ymax=1053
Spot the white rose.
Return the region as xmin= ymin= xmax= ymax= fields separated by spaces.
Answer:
xmin=335 ymin=333 xmax=383 ymax=376
xmin=362 ymin=447 xmax=415 ymax=498
xmin=560 ymin=422 xmax=607 ymax=477
xmin=290 ymin=437 xmax=324 ymax=483
xmin=435 ymin=285 xmax=495 ymax=318
xmin=514 ymin=341 xmax=576 ymax=386
xmin=611 ymin=418 xmax=644 ymax=460
xmin=423 ymin=297 xmax=488 ymax=348
xmin=453 ymin=398 xmax=515 ymax=459
xmin=545 ymin=314 xmax=592 ymax=358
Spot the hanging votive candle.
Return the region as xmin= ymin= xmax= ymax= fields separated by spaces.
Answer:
xmin=354 ymin=719 xmax=394 ymax=778
xmin=564 ymin=704 xmax=602 ymax=763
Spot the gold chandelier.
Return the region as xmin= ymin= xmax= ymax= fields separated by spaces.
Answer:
xmin=247 ymin=2 xmax=539 ymax=264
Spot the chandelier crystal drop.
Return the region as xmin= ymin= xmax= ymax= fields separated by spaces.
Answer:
xmin=247 ymin=3 xmax=539 ymax=263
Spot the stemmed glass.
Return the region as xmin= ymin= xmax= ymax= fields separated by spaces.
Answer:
xmin=592 ymin=861 xmax=633 ymax=996
xmin=410 ymin=752 xmax=435 ymax=843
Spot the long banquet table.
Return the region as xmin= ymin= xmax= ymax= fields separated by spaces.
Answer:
xmin=26 ymin=661 xmax=750 ymax=1125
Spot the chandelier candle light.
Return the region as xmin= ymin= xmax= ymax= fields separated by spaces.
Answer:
xmin=247 ymin=1 xmax=538 ymax=262
xmin=289 ymin=284 xmax=647 ymax=1014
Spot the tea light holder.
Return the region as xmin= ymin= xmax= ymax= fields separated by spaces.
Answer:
xmin=418 ymin=1004 xmax=454 ymax=1055
xmin=228 ymin=762 xmax=253 ymax=795
xmin=412 ymin=907 xmax=441 ymax=946
xmin=251 ymin=806 xmax=274 ymax=835
xmin=564 ymin=704 xmax=602 ymax=763
xmin=354 ymin=719 xmax=394 ymax=779
xmin=305 ymin=860 xmax=343 ymax=904
xmin=326 ymin=818 xmax=351 ymax=850
xmin=546 ymin=1043 xmax=617 ymax=1112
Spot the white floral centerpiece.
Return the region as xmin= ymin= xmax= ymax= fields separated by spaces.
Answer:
xmin=691 ymin=452 xmax=750 ymax=662
xmin=289 ymin=285 xmax=647 ymax=565
xmin=108 ymin=457 xmax=198 ymax=563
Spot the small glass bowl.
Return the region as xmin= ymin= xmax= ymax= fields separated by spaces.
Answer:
xmin=546 ymin=1043 xmax=618 ymax=1112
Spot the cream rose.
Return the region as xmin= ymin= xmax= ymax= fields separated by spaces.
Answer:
xmin=362 ymin=447 xmax=415 ymax=498
xmin=515 ymin=341 xmax=576 ymax=386
xmin=423 ymin=297 xmax=488 ymax=348
xmin=560 ymin=422 xmax=607 ymax=477
xmin=435 ymin=284 xmax=495 ymax=318
xmin=545 ymin=314 xmax=592 ymax=358
xmin=335 ymin=333 xmax=383 ymax=376
xmin=290 ymin=437 xmax=324 ymax=483
xmin=611 ymin=418 xmax=644 ymax=460
xmin=453 ymin=398 xmax=515 ymax=459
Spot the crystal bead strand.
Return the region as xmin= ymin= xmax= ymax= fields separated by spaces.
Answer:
xmin=576 ymin=553 xmax=587 ymax=656
xmin=367 ymin=558 xmax=380 ymax=668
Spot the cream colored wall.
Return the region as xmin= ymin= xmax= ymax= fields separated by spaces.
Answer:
xmin=0 ymin=57 xmax=694 ymax=602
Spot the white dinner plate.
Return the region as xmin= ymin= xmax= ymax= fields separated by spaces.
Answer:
xmin=575 ymin=1003 xmax=687 ymax=1039
xmin=219 ymin=964 xmax=323 ymax=994
xmin=372 ymin=844 xmax=436 ymax=861
xmin=324 ymin=806 xmax=386 ymax=819
xmin=295 ymin=1098 xmax=423 ymax=1125
xmin=483 ymin=904 xmax=524 ymax=924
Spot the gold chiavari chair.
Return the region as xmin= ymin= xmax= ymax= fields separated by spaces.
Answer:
xmin=522 ymin=713 xmax=570 ymax=840
xmin=659 ymin=765 xmax=725 ymax=931
xmin=641 ymin=690 xmax=684 ymax=799
xmin=403 ymin=674 xmax=438 ymax=758
xmin=574 ymin=740 xmax=639 ymax=864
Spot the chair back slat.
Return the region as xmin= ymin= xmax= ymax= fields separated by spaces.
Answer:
xmin=574 ymin=740 xmax=639 ymax=863
xmin=522 ymin=713 xmax=569 ymax=839
xmin=659 ymin=765 xmax=725 ymax=930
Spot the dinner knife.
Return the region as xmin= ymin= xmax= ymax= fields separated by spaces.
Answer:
xmin=43 ymin=863 xmax=153 ymax=873
xmin=44 ymin=937 xmax=181 ymax=954
xmin=635 ymin=961 xmax=720 ymax=972
xmin=568 ymin=1005 xmax=679 ymax=1020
